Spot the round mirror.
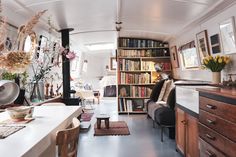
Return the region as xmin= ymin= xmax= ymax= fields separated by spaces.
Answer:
xmin=23 ymin=32 xmax=37 ymax=55
xmin=24 ymin=35 xmax=32 ymax=52
xmin=17 ymin=25 xmax=37 ymax=56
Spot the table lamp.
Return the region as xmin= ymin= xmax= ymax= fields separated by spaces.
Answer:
xmin=0 ymin=80 xmax=20 ymax=106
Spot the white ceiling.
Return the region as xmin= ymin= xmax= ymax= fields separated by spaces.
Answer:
xmin=2 ymin=0 xmax=236 ymax=52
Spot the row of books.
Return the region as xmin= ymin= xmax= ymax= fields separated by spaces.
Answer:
xmin=142 ymin=61 xmax=156 ymax=71
xmin=119 ymin=38 xmax=169 ymax=48
xmin=119 ymin=98 xmax=146 ymax=112
xmin=119 ymin=59 xmax=140 ymax=71
xmin=119 ymin=86 xmax=152 ymax=98
xmin=118 ymin=49 xmax=170 ymax=57
xmin=120 ymin=72 xmax=151 ymax=84
xmin=118 ymin=59 xmax=171 ymax=72
xmin=161 ymin=62 xmax=172 ymax=71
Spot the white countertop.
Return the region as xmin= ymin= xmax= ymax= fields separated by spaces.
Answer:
xmin=176 ymin=85 xmax=217 ymax=114
xmin=0 ymin=106 xmax=82 ymax=157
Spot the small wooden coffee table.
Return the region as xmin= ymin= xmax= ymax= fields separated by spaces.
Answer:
xmin=96 ymin=114 xmax=110 ymax=129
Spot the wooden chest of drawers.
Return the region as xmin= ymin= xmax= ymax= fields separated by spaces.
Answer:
xmin=199 ymin=94 xmax=236 ymax=157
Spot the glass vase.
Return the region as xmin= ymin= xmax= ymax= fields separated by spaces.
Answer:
xmin=30 ymin=81 xmax=45 ymax=102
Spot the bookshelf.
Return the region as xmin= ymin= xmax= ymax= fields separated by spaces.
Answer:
xmin=117 ymin=37 xmax=171 ymax=114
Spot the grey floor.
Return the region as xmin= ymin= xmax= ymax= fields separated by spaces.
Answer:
xmin=78 ymin=98 xmax=182 ymax=157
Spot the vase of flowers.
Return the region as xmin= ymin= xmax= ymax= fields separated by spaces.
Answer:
xmin=203 ymin=55 xmax=230 ymax=84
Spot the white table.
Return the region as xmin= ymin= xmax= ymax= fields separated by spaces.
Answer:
xmin=0 ymin=106 xmax=82 ymax=157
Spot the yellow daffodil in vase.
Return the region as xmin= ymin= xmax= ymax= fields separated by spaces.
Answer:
xmin=203 ymin=55 xmax=230 ymax=84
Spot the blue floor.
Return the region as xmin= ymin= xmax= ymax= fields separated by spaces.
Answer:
xmin=78 ymin=98 xmax=182 ymax=157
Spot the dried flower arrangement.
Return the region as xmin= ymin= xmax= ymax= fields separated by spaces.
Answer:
xmin=0 ymin=9 xmax=47 ymax=73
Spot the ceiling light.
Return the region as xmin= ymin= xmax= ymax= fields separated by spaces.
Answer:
xmin=85 ymin=43 xmax=115 ymax=51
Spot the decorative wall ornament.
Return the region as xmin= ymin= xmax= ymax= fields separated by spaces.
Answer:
xmin=196 ymin=30 xmax=210 ymax=64
xmin=0 ymin=9 xmax=47 ymax=73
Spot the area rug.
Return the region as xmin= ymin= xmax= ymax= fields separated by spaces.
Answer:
xmin=94 ymin=121 xmax=130 ymax=136
xmin=81 ymin=113 xmax=94 ymax=121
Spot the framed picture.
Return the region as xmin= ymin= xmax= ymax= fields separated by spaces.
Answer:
xmin=219 ymin=17 xmax=236 ymax=54
xmin=3 ymin=23 xmax=18 ymax=51
xmin=181 ymin=48 xmax=199 ymax=68
xmin=210 ymin=34 xmax=221 ymax=54
xmin=37 ymin=35 xmax=48 ymax=61
xmin=196 ymin=30 xmax=210 ymax=64
xmin=170 ymin=46 xmax=179 ymax=68
xmin=110 ymin=57 xmax=117 ymax=70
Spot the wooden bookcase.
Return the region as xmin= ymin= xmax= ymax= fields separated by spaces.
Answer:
xmin=117 ymin=37 xmax=171 ymax=114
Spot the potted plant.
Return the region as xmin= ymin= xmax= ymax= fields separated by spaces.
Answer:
xmin=202 ymin=55 xmax=230 ymax=84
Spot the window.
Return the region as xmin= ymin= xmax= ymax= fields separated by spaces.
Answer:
xmin=179 ymin=41 xmax=200 ymax=69
xmin=181 ymin=48 xmax=199 ymax=68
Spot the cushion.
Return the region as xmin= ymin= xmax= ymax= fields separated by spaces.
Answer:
xmin=147 ymin=101 xmax=166 ymax=120
xmin=162 ymin=80 xmax=175 ymax=102
xmin=154 ymin=107 xmax=175 ymax=125
xmin=157 ymin=80 xmax=172 ymax=102
xmin=149 ymin=79 xmax=165 ymax=102
xmin=166 ymin=88 xmax=176 ymax=110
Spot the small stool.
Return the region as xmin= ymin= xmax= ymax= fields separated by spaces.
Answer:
xmin=96 ymin=114 xmax=110 ymax=129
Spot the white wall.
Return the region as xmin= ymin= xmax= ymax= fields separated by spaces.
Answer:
xmin=170 ymin=3 xmax=236 ymax=81
xmin=78 ymin=50 xmax=114 ymax=90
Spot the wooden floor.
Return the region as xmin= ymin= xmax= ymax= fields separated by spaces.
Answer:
xmin=78 ymin=98 xmax=181 ymax=157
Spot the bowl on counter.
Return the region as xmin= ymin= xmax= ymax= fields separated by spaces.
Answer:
xmin=6 ymin=106 xmax=32 ymax=121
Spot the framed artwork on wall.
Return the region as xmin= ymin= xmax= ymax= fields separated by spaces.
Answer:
xmin=37 ymin=35 xmax=48 ymax=61
xmin=219 ymin=16 xmax=236 ymax=54
xmin=110 ymin=57 xmax=117 ymax=70
xmin=3 ymin=23 xmax=18 ymax=51
xmin=196 ymin=30 xmax=210 ymax=64
xmin=170 ymin=46 xmax=179 ymax=68
xmin=179 ymin=41 xmax=200 ymax=69
xmin=210 ymin=34 xmax=221 ymax=54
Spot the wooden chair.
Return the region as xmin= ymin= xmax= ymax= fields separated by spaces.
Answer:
xmin=56 ymin=118 xmax=80 ymax=157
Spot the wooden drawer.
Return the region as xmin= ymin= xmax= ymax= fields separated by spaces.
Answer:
xmin=199 ymin=138 xmax=226 ymax=157
xmin=199 ymin=109 xmax=236 ymax=142
xmin=199 ymin=96 xmax=236 ymax=123
xmin=199 ymin=123 xmax=236 ymax=157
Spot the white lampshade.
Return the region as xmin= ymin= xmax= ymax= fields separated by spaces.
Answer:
xmin=0 ymin=80 xmax=20 ymax=106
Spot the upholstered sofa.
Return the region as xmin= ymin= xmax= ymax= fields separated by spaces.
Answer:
xmin=146 ymin=79 xmax=176 ymax=141
xmin=147 ymin=79 xmax=175 ymax=122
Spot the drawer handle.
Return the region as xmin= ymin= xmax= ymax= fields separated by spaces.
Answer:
xmin=206 ymin=104 xmax=216 ymax=109
xmin=206 ymin=134 xmax=216 ymax=140
xmin=181 ymin=120 xmax=187 ymax=125
xmin=206 ymin=119 xmax=215 ymax=124
xmin=205 ymin=150 xmax=216 ymax=157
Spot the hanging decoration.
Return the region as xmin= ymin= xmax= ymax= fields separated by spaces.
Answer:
xmin=0 ymin=0 xmax=47 ymax=73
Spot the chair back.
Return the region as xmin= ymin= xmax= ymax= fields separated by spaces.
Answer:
xmin=56 ymin=118 xmax=80 ymax=157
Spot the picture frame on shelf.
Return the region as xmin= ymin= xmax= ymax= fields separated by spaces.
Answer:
xmin=110 ymin=57 xmax=117 ymax=70
xmin=219 ymin=16 xmax=236 ymax=54
xmin=210 ymin=34 xmax=221 ymax=54
xmin=170 ymin=46 xmax=179 ymax=68
xmin=196 ymin=30 xmax=210 ymax=64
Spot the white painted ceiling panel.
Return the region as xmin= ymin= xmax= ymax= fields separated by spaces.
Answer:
xmin=2 ymin=0 xmax=235 ymax=52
